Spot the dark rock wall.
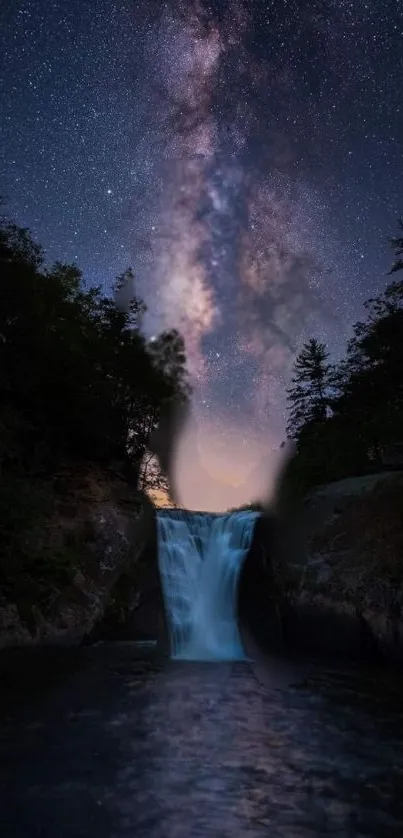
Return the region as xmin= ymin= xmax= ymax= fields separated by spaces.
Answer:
xmin=90 ymin=503 xmax=170 ymax=652
xmin=237 ymin=513 xmax=285 ymax=657
xmin=0 ymin=465 xmax=164 ymax=650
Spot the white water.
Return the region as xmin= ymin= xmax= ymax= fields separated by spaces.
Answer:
xmin=157 ymin=509 xmax=259 ymax=661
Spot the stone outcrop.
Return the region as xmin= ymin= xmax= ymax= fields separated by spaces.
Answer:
xmin=278 ymin=472 xmax=403 ymax=663
xmin=237 ymin=471 xmax=403 ymax=665
xmin=88 ymin=504 xmax=169 ymax=650
xmin=4 ymin=463 xmax=403 ymax=666
xmin=0 ymin=464 xmax=160 ymax=650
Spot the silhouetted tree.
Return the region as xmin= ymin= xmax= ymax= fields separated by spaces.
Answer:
xmin=0 ymin=217 xmax=189 ymax=487
xmin=286 ymin=338 xmax=332 ymax=440
xmin=332 ymin=278 xmax=403 ymax=460
xmin=283 ymin=218 xmax=403 ymax=495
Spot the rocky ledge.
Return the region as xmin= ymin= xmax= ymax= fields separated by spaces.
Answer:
xmin=277 ymin=472 xmax=403 ymax=664
xmin=0 ymin=464 xmax=158 ymax=650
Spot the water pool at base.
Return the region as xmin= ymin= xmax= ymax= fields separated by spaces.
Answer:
xmin=1 ymin=645 xmax=403 ymax=837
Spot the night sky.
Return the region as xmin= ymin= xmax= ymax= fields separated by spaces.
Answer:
xmin=1 ymin=0 xmax=402 ymax=501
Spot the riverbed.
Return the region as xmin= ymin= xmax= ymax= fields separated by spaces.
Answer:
xmin=1 ymin=643 xmax=403 ymax=836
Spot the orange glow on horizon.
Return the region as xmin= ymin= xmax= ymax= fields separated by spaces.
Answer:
xmin=156 ymin=414 xmax=288 ymax=513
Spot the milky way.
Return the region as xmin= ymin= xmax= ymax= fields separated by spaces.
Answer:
xmin=141 ymin=1 xmax=338 ymax=454
xmin=136 ymin=0 xmax=386 ymax=474
xmin=0 ymin=0 xmax=402 ymax=504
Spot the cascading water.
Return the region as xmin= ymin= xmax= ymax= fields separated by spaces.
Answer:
xmin=157 ymin=509 xmax=259 ymax=661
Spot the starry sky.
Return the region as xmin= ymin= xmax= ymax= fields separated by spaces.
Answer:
xmin=1 ymin=0 xmax=402 ymax=505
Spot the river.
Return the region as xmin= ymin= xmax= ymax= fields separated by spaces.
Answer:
xmin=1 ymin=643 xmax=403 ymax=836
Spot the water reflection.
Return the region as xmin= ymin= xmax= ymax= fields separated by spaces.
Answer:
xmin=103 ymin=655 xmax=403 ymax=837
xmin=1 ymin=648 xmax=403 ymax=837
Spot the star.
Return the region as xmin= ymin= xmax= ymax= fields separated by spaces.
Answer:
xmin=0 ymin=0 xmax=401 ymax=501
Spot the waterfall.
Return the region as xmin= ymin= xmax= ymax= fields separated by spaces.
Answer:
xmin=157 ymin=509 xmax=259 ymax=661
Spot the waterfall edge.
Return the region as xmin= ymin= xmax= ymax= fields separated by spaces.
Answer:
xmin=157 ymin=509 xmax=259 ymax=661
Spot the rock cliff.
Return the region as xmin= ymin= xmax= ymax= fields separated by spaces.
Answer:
xmin=0 ymin=464 xmax=159 ymax=650
xmin=275 ymin=472 xmax=403 ymax=663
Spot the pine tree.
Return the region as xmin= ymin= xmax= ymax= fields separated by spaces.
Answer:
xmin=286 ymin=338 xmax=331 ymax=439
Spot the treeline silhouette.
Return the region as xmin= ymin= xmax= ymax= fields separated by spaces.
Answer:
xmin=285 ymin=219 xmax=403 ymax=496
xmin=0 ymin=213 xmax=189 ymax=485
xmin=0 ymin=210 xmax=191 ymax=605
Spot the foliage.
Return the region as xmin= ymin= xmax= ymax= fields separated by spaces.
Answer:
xmin=284 ymin=220 xmax=403 ymax=495
xmin=0 ymin=214 xmax=189 ymax=610
xmin=0 ymin=217 xmax=189 ymax=480
xmin=286 ymin=338 xmax=333 ymax=440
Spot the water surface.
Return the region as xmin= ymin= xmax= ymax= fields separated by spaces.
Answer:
xmin=1 ymin=644 xmax=403 ymax=837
